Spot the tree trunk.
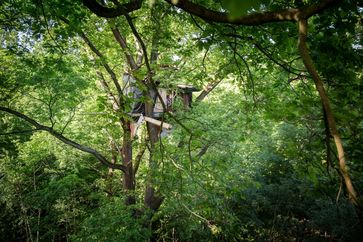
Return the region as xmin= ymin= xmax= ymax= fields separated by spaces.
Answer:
xmin=121 ymin=120 xmax=135 ymax=205
xmin=143 ymin=100 xmax=164 ymax=211
xmin=143 ymin=20 xmax=164 ymax=211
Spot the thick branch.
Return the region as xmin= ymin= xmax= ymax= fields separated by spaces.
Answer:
xmin=111 ymin=27 xmax=138 ymax=70
xmin=125 ymin=13 xmax=151 ymax=72
xmin=196 ymin=79 xmax=223 ymax=102
xmin=82 ymin=0 xmax=338 ymax=23
xmin=297 ymin=19 xmax=359 ymax=206
xmin=197 ymin=144 xmax=210 ymax=160
xmin=164 ymin=0 xmax=339 ymax=25
xmin=133 ymin=145 xmax=146 ymax=175
xmin=82 ymin=0 xmax=143 ymax=18
xmin=0 ymin=106 xmax=127 ymax=173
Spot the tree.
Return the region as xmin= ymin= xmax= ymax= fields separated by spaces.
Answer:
xmin=1 ymin=0 xmax=362 ymax=239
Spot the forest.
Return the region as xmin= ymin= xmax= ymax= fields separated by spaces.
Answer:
xmin=0 ymin=0 xmax=362 ymax=241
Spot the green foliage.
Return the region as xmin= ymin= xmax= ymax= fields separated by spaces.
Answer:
xmin=0 ymin=129 xmax=103 ymax=240
xmin=72 ymin=197 xmax=151 ymax=242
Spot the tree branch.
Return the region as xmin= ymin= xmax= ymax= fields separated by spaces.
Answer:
xmin=195 ymin=79 xmax=223 ymax=102
xmin=133 ymin=144 xmax=146 ymax=175
xmin=98 ymin=71 xmax=120 ymax=110
xmin=164 ymin=0 xmax=340 ymax=25
xmin=125 ymin=13 xmax=151 ymax=72
xmin=0 ymin=106 xmax=127 ymax=173
xmin=110 ymin=26 xmax=138 ymax=70
xmin=82 ymin=0 xmax=338 ymax=24
xmin=83 ymin=0 xmax=339 ymax=25
xmin=297 ymin=18 xmax=360 ymax=207
xmin=196 ymin=144 xmax=210 ymax=160
xmin=82 ymin=0 xmax=143 ymax=18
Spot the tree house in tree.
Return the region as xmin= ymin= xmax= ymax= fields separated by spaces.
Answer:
xmin=122 ymin=73 xmax=199 ymax=135
xmin=176 ymin=84 xmax=200 ymax=109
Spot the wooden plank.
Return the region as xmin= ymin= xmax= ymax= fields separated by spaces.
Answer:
xmin=144 ymin=116 xmax=172 ymax=130
xmin=131 ymin=115 xmax=145 ymax=138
